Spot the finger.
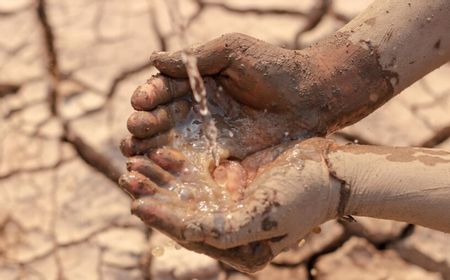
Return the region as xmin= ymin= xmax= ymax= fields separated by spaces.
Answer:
xmin=148 ymin=147 xmax=186 ymax=174
xmin=131 ymin=196 xmax=189 ymax=241
xmin=126 ymin=156 xmax=175 ymax=186
xmin=120 ymin=133 xmax=171 ymax=157
xmin=118 ymin=171 xmax=160 ymax=198
xmin=127 ymin=99 xmax=190 ymax=138
xmin=132 ymin=196 xmax=272 ymax=272
xmin=132 ymin=197 xmax=273 ymax=273
xmin=131 ymin=75 xmax=191 ymax=111
xmin=150 ymin=34 xmax=237 ymax=78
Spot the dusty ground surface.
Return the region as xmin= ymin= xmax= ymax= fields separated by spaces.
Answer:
xmin=1 ymin=0 xmax=449 ymax=279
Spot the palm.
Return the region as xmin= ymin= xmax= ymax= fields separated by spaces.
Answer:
xmin=200 ymin=77 xmax=313 ymax=159
xmin=120 ymin=126 xmax=335 ymax=271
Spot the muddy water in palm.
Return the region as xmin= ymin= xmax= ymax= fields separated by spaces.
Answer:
xmin=169 ymin=105 xmax=245 ymax=213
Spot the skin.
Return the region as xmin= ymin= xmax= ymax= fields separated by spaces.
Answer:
xmin=121 ymin=135 xmax=340 ymax=272
xmin=119 ymin=0 xmax=450 ymax=273
xmin=123 ymin=0 xmax=450 ymax=159
xmin=122 ymin=32 xmax=396 ymax=159
xmin=120 ymin=137 xmax=450 ymax=272
xmin=328 ymin=144 xmax=450 ymax=233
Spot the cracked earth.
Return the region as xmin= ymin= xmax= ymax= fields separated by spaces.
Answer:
xmin=0 ymin=0 xmax=449 ymax=279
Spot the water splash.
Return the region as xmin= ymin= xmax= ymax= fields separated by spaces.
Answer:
xmin=151 ymin=245 xmax=165 ymax=257
xmin=166 ymin=0 xmax=220 ymax=166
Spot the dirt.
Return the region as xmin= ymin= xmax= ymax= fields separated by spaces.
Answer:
xmin=1 ymin=0 xmax=450 ymax=279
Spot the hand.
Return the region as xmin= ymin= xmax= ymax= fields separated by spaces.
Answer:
xmin=122 ymin=32 xmax=392 ymax=159
xmin=121 ymin=33 xmax=338 ymax=159
xmin=119 ymin=137 xmax=339 ymax=272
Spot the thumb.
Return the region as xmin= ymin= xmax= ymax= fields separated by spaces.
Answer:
xmin=150 ymin=33 xmax=247 ymax=78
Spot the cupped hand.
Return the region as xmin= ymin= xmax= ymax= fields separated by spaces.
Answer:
xmin=119 ymin=137 xmax=339 ymax=272
xmin=122 ymin=32 xmax=395 ymax=159
xmin=122 ymin=33 xmax=328 ymax=159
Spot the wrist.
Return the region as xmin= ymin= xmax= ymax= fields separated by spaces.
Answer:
xmin=297 ymin=33 xmax=395 ymax=135
xmin=285 ymin=138 xmax=342 ymax=222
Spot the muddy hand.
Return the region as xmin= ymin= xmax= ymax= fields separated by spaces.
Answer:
xmin=122 ymin=30 xmax=412 ymax=159
xmin=124 ymin=33 xmax=324 ymax=159
xmin=119 ymin=138 xmax=340 ymax=272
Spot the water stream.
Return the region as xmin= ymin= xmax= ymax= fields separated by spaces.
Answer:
xmin=166 ymin=0 xmax=220 ymax=166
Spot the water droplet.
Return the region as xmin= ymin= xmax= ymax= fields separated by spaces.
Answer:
xmin=165 ymin=240 xmax=175 ymax=247
xmin=193 ymin=93 xmax=201 ymax=103
xmin=199 ymin=107 xmax=208 ymax=116
xmin=136 ymin=199 xmax=145 ymax=206
xmin=298 ymin=239 xmax=306 ymax=247
xmin=151 ymin=246 xmax=165 ymax=257
xmin=179 ymin=188 xmax=194 ymax=201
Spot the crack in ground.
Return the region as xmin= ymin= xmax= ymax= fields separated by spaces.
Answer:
xmin=36 ymin=0 xmax=60 ymax=116
xmin=61 ymin=123 xmax=122 ymax=184
xmin=375 ymin=224 xmax=415 ymax=250
xmin=0 ymin=83 xmax=20 ymax=98
xmin=34 ymin=0 xmax=126 ymax=188
xmin=2 ymin=1 xmax=449 ymax=279
xmin=420 ymin=125 xmax=450 ymax=148
xmin=194 ymin=0 xmax=308 ymax=17
xmin=292 ymin=0 xmax=331 ymax=49
xmin=304 ymin=230 xmax=352 ymax=280
xmin=0 ymin=156 xmax=75 ymax=180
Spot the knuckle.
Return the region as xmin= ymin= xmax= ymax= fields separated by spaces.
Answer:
xmin=222 ymin=32 xmax=255 ymax=49
xmin=223 ymin=32 xmax=245 ymax=42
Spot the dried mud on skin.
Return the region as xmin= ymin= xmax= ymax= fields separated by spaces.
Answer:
xmin=0 ymin=0 xmax=449 ymax=279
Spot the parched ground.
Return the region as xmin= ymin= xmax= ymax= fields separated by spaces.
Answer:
xmin=0 ymin=0 xmax=449 ymax=279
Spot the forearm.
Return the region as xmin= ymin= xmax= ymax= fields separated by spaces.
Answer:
xmin=341 ymin=0 xmax=450 ymax=92
xmin=326 ymin=143 xmax=450 ymax=233
xmin=302 ymin=0 xmax=450 ymax=134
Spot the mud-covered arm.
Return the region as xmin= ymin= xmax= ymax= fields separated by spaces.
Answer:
xmin=341 ymin=0 xmax=450 ymax=92
xmin=326 ymin=143 xmax=450 ymax=233
xmin=301 ymin=0 xmax=450 ymax=133
xmin=122 ymin=137 xmax=450 ymax=272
